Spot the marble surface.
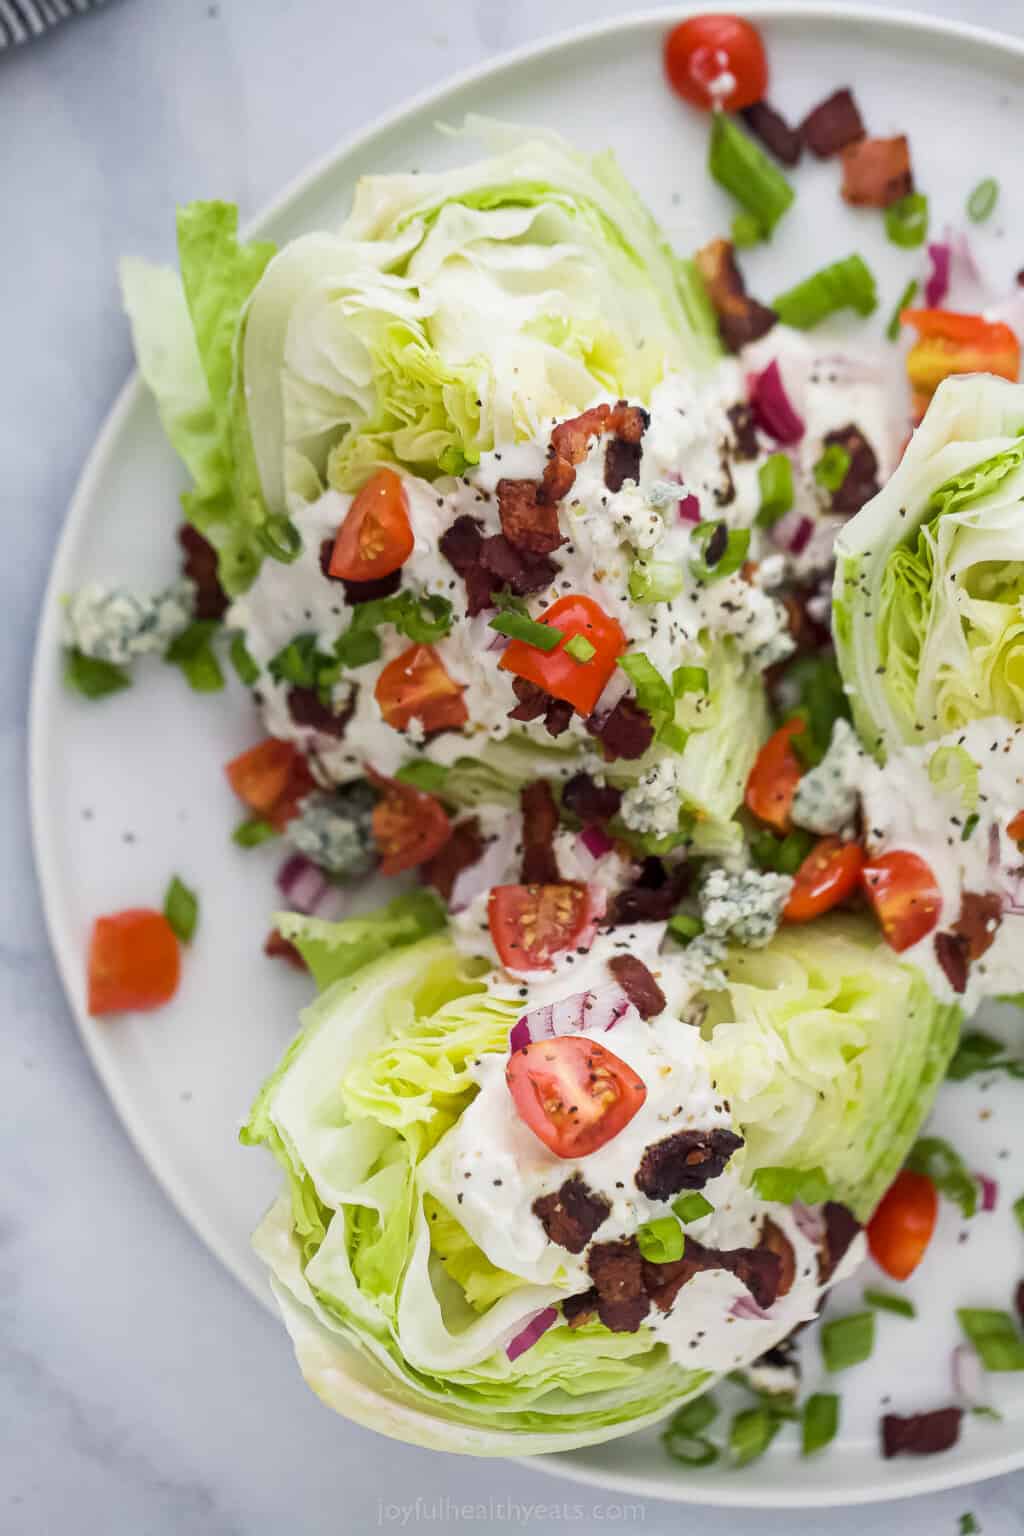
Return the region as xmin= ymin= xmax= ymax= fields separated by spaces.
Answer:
xmin=6 ymin=1 xmax=1024 ymax=1531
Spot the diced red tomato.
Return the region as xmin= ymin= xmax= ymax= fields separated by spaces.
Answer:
xmin=375 ymin=643 xmax=468 ymax=734
xmin=366 ymin=768 xmax=452 ymax=876
xmin=266 ymin=754 xmax=317 ymax=832
xmin=867 ymin=1168 xmax=938 ymax=1280
xmin=506 ymin=1036 xmax=648 ymax=1158
xmin=225 ymin=737 xmax=314 ymax=830
xmin=901 ymin=309 xmax=1021 ymax=419
xmin=328 ymin=467 xmax=414 ymax=582
xmin=88 ymin=909 xmax=180 ymax=1016
xmin=489 ymin=883 xmax=595 ymax=971
xmin=861 ymin=850 xmax=943 ymax=952
xmin=663 ymin=14 xmax=768 ymax=112
xmin=498 ymin=595 xmax=626 ymax=717
xmin=1008 ymin=810 xmax=1024 ymax=843
xmin=744 ymin=718 xmax=805 ymax=833
xmin=784 ymin=838 xmax=865 ymax=923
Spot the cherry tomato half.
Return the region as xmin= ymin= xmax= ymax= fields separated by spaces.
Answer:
xmin=744 ymin=718 xmax=805 ymax=833
xmin=498 ymin=594 xmax=626 ymax=717
xmin=867 ymin=1168 xmax=938 ymax=1280
xmin=506 ymin=1036 xmax=648 ymax=1158
xmin=328 ymin=467 xmax=414 ymax=582
xmin=367 ymin=768 xmax=452 ymax=876
xmin=489 ymin=883 xmax=595 ymax=971
xmin=88 ymin=909 xmax=180 ymax=1016
xmin=375 ymin=643 xmax=468 ymax=734
xmin=784 ymin=838 xmax=865 ymax=923
xmin=664 ymin=14 xmax=768 ymax=113
xmin=225 ymin=738 xmax=303 ymax=816
xmin=861 ymin=850 xmax=942 ymax=953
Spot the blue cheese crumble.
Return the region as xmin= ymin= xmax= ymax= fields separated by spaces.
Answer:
xmin=791 ymin=718 xmax=862 ymax=835
xmin=287 ymin=784 xmax=376 ymax=878
xmin=700 ymin=867 xmax=792 ymax=947
xmin=64 ymin=581 xmax=194 ymax=665
xmin=619 ymin=760 xmax=685 ymax=841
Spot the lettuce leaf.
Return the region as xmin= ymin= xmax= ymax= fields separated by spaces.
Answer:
xmin=276 ymin=889 xmax=445 ymax=991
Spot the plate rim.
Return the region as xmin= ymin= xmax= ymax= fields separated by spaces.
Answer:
xmin=28 ymin=0 xmax=1024 ymax=1505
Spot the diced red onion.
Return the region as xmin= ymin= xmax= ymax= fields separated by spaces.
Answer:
xmin=577 ymin=984 xmax=632 ymax=1033
xmin=749 ymin=360 xmax=805 ymax=445
xmin=506 ymin=1306 xmax=558 ymax=1361
xmin=792 ymin=1201 xmax=826 ymax=1245
xmin=952 ymin=1343 xmax=986 ymax=1408
xmin=976 ymin=1172 xmax=998 ymax=1213
xmin=579 ymin=824 xmax=613 ymax=860
xmin=511 ymin=982 xmax=632 ymax=1052
xmin=925 ymin=243 xmax=951 ymax=309
xmin=730 ymin=1295 xmax=771 ymax=1320
xmin=508 ymin=1018 xmax=531 ymax=1053
xmin=678 ymin=494 xmax=702 ymax=523
xmin=951 ymin=228 xmax=984 ymax=288
xmin=276 ymin=853 xmax=330 ymax=915
xmin=770 ymin=505 xmax=814 ymax=555
xmin=449 ymin=820 xmax=518 ymax=914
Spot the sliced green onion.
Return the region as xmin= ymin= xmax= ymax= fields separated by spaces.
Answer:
xmin=907 ymin=1137 xmax=978 ymax=1219
xmin=821 ymin=1311 xmax=876 ymax=1373
xmin=967 ymin=177 xmax=999 ymax=224
xmin=1015 ymin=1194 xmax=1024 ymax=1233
xmin=268 ymin=633 xmax=321 ymax=689
xmin=673 ymin=1192 xmax=714 ymax=1224
xmin=667 ymin=1394 xmax=719 ymax=1437
xmin=335 ymin=626 xmax=382 ymax=669
xmin=801 ymin=1393 xmax=840 ymax=1456
xmin=260 ymin=514 xmax=302 ymax=562
xmin=750 ymin=826 xmax=815 ymax=876
xmin=619 ymin=653 xmax=675 ymax=730
xmin=565 ymin=634 xmax=596 ymax=664
xmin=689 ymin=520 xmax=750 ymax=583
xmin=232 ymin=817 xmax=278 ymax=848
xmin=864 ymin=1288 xmax=917 ymax=1319
xmin=729 ymin=1405 xmax=784 ymax=1466
xmin=629 ymin=558 xmax=686 ymax=605
xmin=658 ymin=721 xmax=689 ymax=754
xmin=228 ymin=633 xmax=260 ymax=687
xmin=756 ymin=453 xmax=795 ymax=527
xmin=731 ymin=210 xmax=763 ymax=249
xmin=959 ymin=1516 xmax=980 ymax=1536
xmin=752 ymin=1166 xmax=831 ymax=1204
xmin=673 ymin=665 xmax=709 ymax=696
xmin=948 ymin=1030 xmax=1024 ymax=1081
xmin=394 ymin=761 xmax=448 ymax=795
xmin=928 ymin=744 xmax=979 ymax=812
xmin=709 ymin=112 xmax=795 ymax=237
xmin=884 ymin=192 xmax=929 ymax=249
xmin=667 ymin=912 xmax=704 ymax=946
xmin=636 ymin=1217 xmax=685 ymax=1264
xmin=814 ymin=444 xmax=852 ymax=493
xmin=65 ymin=648 xmax=131 ymax=699
xmin=886 ymin=278 xmax=920 ymax=342
xmin=163 ymin=875 xmax=198 ymax=943
xmin=957 ymin=1309 xmax=1024 ymax=1371
xmin=165 ymin=620 xmax=225 ymax=693
xmin=773 ymin=254 xmax=878 ymax=329
xmin=392 ymin=591 xmax=453 ymax=643
xmin=961 ymin=811 xmax=981 ymax=842
xmin=488 ymin=611 xmax=563 ymax=651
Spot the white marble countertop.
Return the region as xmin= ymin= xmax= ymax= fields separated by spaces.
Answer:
xmin=6 ymin=1 xmax=1024 ymax=1531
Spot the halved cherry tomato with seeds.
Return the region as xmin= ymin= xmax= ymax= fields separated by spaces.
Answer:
xmin=744 ymin=718 xmax=805 ymax=833
xmin=861 ymin=850 xmax=942 ymax=952
xmin=489 ymin=883 xmax=596 ymax=971
xmin=375 ymin=643 xmax=468 ymax=734
xmin=88 ymin=909 xmax=180 ymax=1016
xmin=506 ymin=1035 xmax=648 ymax=1158
xmin=784 ymin=838 xmax=865 ymax=923
xmin=498 ymin=594 xmax=626 ymax=717
xmin=367 ymin=768 xmax=451 ymax=876
xmin=867 ymin=1169 xmax=938 ymax=1280
xmin=663 ymin=14 xmax=768 ymax=112
xmin=328 ymin=467 xmax=414 ymax=582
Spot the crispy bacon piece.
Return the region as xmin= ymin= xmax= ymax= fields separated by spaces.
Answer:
xmin=586 ymin=697 xmax=655 ymax=761
xmin=543 ymin=698 xmax=573 ymax=737
xmin=953 ymin=890 xmax=1003 ymax=961
xmin=841 ymin=135 xmax=913 ymax=209
xmin=604 ymin=437 xmax=643 ymax=493
xmin=496 ymin=478 xmax=565 ymax=556
xmin=539 ymin=454 xmax=578 ymax=505
xmin=520 ymin=780 xmax=561 ymax=885
xmin=562 ymin=1289 xmax=599 ymax=1329
xmin=727 ymin=402 xmax=760 ymax=460
xmin=609 ymin=859 xmax=688 ymax=927
xmin=264 ymin=929 xmax=308 ymax=970
xmin=643 ymin=1237 xmax=783 ymax=1315
xmin=818 ymin=1201 xmax=862 ymax=1285
xmin=695 ymin=239 xmax=777 ymax=354
xmin=741 ymin=100 xmax=803 ymax=166
xmin=422 ymin=816 xmax=484 ymax=903
xmin=532 ymin=1176 xmax=611 ymax=1254
xmin=561 ymin=772 xmax=622 ymax=824
xmin=587 ymin=1238 xmax=650 ymax=1333
xmin=934 ymin=931 xmax=969 ymax=995
xmin=801 ymin=87 xmax=866 ymax=157
xmin=608 ymin=955 xmax=666 ymax=1020
xmin=758 ymin=1218 xmax=796 ymax=1298
xmin=508 ymin=677 xmax=549 ymax=722
xmin=479 ymin=534 xmax=558 ymax=595
xmin=881 ymin=1408 xmax=962 ymax=1459
xmin=550 ymin=404 xmax=612 ymax=466
xmin=821 ymin=424 xmax=880 ymax=515
xmin=439 ymin=514 xmax=484 ymax=574
xmin=440 ymin=515 xmax=557 ymax=615
xmin=286 ymin=686 xmax=353 ymax=739
xmin=607 ymin=402 xmax=650 ymax=444
xmin=178 ymin=525 xmax=229 ymax=621
xmin=635 ymin=1128 xmax=744 ymax=1199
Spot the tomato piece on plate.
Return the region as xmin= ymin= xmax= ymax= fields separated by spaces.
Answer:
xmin=784 ymin=838 xmax=865 ymax=923
xmin=266 ymin=753 xmax=318 ymax=832
xmin=901 ymin=310 xmax=1021 ymax=418
xmin=498 ymin=594 xmax=626 ymax=717
xmin=375 ymin=643 xmax=468 ymax=734
xmin=367 ymin=768 xmax=452 ymax=876
xmin=744 ymin=718 xmax=805 ymax=832
xmin=1008 ymin=810 xmax=1024 ymax=843
xmin=867 ymin=1168 xmax=938 ymax=1280
xmin=663 ymin=14 xmax=768 ymax=112
xmin=506 ymin=1036 xmax=648 ymax=1158
xmin=226 ymin=738 xmax=302 ymax=815
xmin=489 ymin=883 xmax=595 ymax=971
xmin=328 ymin=467 xmax=414 ymax=582
xmin=88 ymin=909 xmax=181 ymax=1016
xmin=861 ymin=850 xmax=943 ymax=953
xmin=264 ymin=929 xmax=308 ymax=970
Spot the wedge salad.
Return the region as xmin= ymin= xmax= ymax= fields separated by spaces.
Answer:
xmin=60 ymin=11 xmax=1024 ymax=1468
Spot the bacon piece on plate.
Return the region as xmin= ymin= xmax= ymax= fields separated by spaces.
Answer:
xmin=695 ymin=239 xmax=777 ymax=353
xmin=801 ymin=87 xmax=866 ymax=157
xmin=841 ymin=135 xmax=914 ymax=208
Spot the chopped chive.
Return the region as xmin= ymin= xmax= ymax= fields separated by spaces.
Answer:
xmin=673 ymin=665 xmax=709 ymax=696
xmin=335 ymin=626 xmax=382 ymax=669
xmin=775 ymin=828 xmax=816 ymax=875
xmin=709 ymin=112 xmax=795 ymax=237
xmin=673 ymin=1192 xmax=714 ymax=1224
xmin=232 ymin=817 xmax=278 ymax=848
xmin=636 ymin=1217 xmax=685 ymax=1264
xmin=864 ymin=1288 xmax=917 ymax=1319
xmin=164 ymin=620 xmax=225 ymax=693
xmin=629 ymin=558 xmax=685 ymax=604
xmin=729 ymin=1405 xmax=784 ymax=1466
xmin=268 ymin=633 xmax=322 ymax=689
xmin=64 ymin=647 xmax=132 ymax=699
xmin=814 ymin=444 xmax=852 ymax=493
xmin=961 ymin=811 xmax=980 ymax=842
xmin=884 ymin=192 xmax=929 ymax=249
xmin=801 ymin=1393 xmax=840 ymax=1456
xmin=488 ymin=611 xmax=563 ymax=651
xmin=731 ymin=210 xmax=763 ymax=249
xmin=163 ymin=875 xmax=199 ymax=943
xmin=773 ymin=254 xmax=878 ymax=329
xmin=886 ymin=278 xmax=920 ymax=342
xmin=752 ymin=1166 xmax=831 ymax=1204
xmin=667 ymin=912 xmax=704 ymax=947
xmin=394 ymin=761 xmax=448 ymax=795
xmin=755 ymin=452 xmax=795 ymax=527
xmin=821 ymin=1311 xmax=875 ymax=1372
xmin=229 ymin=633 xmax=260 ymax=687
xmin=957 ymin=1309 xmax=1024 ymax=1371
xmin=967 ymin=177 xmax=999 ymax=224
xmin=689 ymin=520 xmax=750 ymax=582
xmin=565 ymin=634 xmax=596 ymax=664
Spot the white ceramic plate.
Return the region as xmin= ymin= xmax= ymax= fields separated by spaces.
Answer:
xmin=29 ymin=2 xmax=1024 ymax=1506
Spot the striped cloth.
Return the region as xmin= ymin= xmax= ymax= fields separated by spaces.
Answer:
xmin=0 ymin=0 xmax=105 ymax=48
